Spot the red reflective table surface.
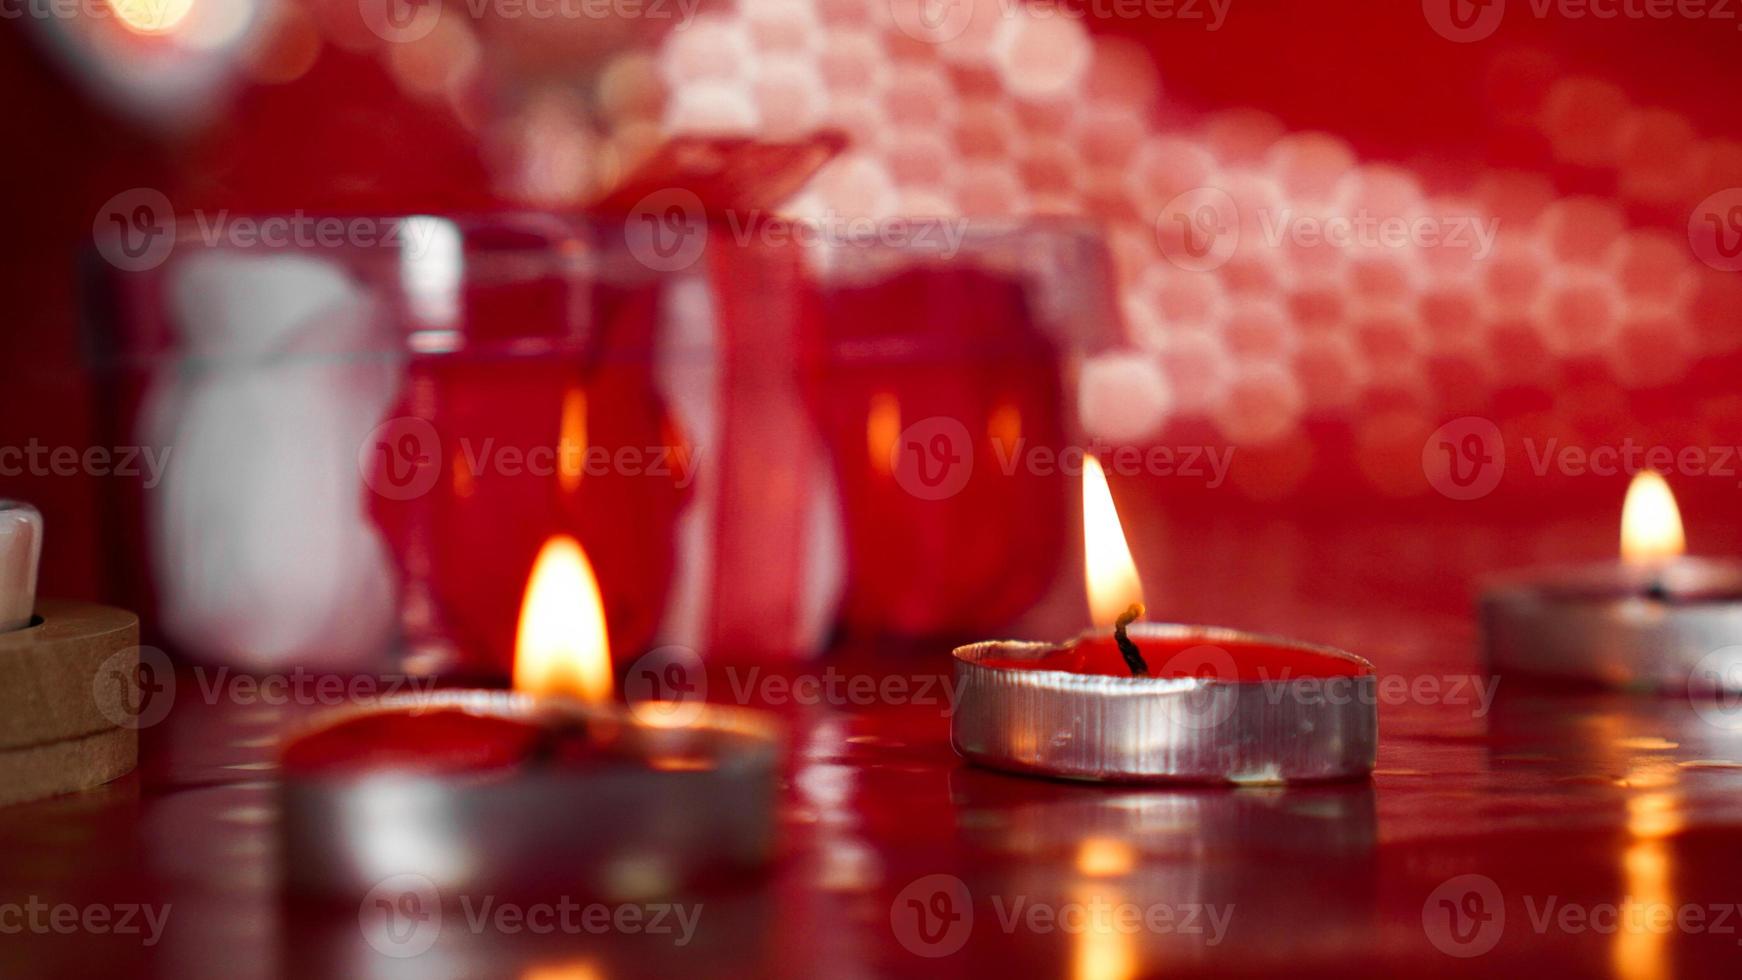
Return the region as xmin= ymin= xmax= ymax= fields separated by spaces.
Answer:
xmin=4 ymin=510 xmax=1742 ymax=979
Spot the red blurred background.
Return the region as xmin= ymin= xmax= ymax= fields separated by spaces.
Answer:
xmin=4 ymin=0 xmax=1742 ymax=613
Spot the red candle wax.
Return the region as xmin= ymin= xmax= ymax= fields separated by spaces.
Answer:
xmin=280 ymin=707 xmax=673 ymax=777
xmin=277 ymin=690 xmax=781 ymax=902
xmin=981 ymin=634 xmax=1373 ymax=682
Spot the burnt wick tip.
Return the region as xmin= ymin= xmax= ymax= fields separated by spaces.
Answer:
xmin=1114 ymin=603 xmax=1148 ymax=677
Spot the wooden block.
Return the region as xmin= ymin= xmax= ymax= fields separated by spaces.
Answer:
xmin=0 ymin=726 xmax=137 ymax=807
xmin=0 ymin=601 xmax=141 ymax=749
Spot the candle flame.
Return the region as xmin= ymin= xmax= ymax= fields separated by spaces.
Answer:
xmin=514 ymin=535 xmax=612 ymax=703
xmin=1620 ymin=471 xmax=1685 ymax=564
xmin=106 ymin=0 xmax=195 ymax=34
xmin=1083 ymin=456 xmax=1144 ymax=628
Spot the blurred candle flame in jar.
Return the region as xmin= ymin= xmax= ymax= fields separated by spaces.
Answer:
xmin=520 ymin=962 xmax=604 ymax=980
xmin=1620 ymin=471 xmax=1686 ymax=564
xmin=558 ymin=386 xmax=587 ymax=495
xmin=1083 ymin=456 xmax=1143 ymax=628
xmin=514 ymin=535 xmax=612 ymax=703
xmin=866 ymin=392 xmax=901 ymax=478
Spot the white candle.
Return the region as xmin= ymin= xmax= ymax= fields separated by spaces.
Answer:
xmin=0 ymin=501 xmax=41 ymax=632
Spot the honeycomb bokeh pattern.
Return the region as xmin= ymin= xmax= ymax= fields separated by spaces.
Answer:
xmin=370 ymin=0 xmax=1742 ymax=501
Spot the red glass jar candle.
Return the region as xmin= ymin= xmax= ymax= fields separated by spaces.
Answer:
xmin=808 ymin=223 xmax=1120 ymax=640
xmin=366 ymin=222 xmax=688 ymax=680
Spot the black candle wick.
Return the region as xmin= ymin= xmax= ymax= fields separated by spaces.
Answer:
xmin=1115 ymin=603 xmax=1148 ymax=677
xmin=526 ymin=715 xmax=589 ymax=767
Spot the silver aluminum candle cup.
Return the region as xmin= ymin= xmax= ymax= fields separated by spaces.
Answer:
xmin=280 ymin=690 xmax=781 ymax=903
xmin=1482 ymin=557 xmax=1742 ymax=692
xmin=951 ymin=623 xmax=1377 ymax=784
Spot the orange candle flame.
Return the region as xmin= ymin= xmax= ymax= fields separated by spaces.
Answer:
xmin=1620 ymin=471 xmax=1685 ymax=564
xmin=107 ymin=0 xmax=194 ymax=34
xmin=514 ymin=535 xmax=612 ymax=703
xmin=1083 ymin=456 xmax=1144 ymax=628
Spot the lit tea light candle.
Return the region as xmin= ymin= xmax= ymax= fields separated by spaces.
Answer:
xmin=280 ymin=535 xmax=781 ymax=901
xmin=1482 ymin=470 xmax=1742 ymax=692
xmin=0 ymin=501 xmax=42 ymax=633
xmin=951 ymin=458 xmax=1377 ymax=784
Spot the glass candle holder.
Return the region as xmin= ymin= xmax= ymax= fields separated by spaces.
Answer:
xmin=86 ymin=213 xmax=1127 ymax=674
xmin=86 ymin=214 xmax=684 ymax=677
xmin=808 ymin=220 xmax=1124 ymax=641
